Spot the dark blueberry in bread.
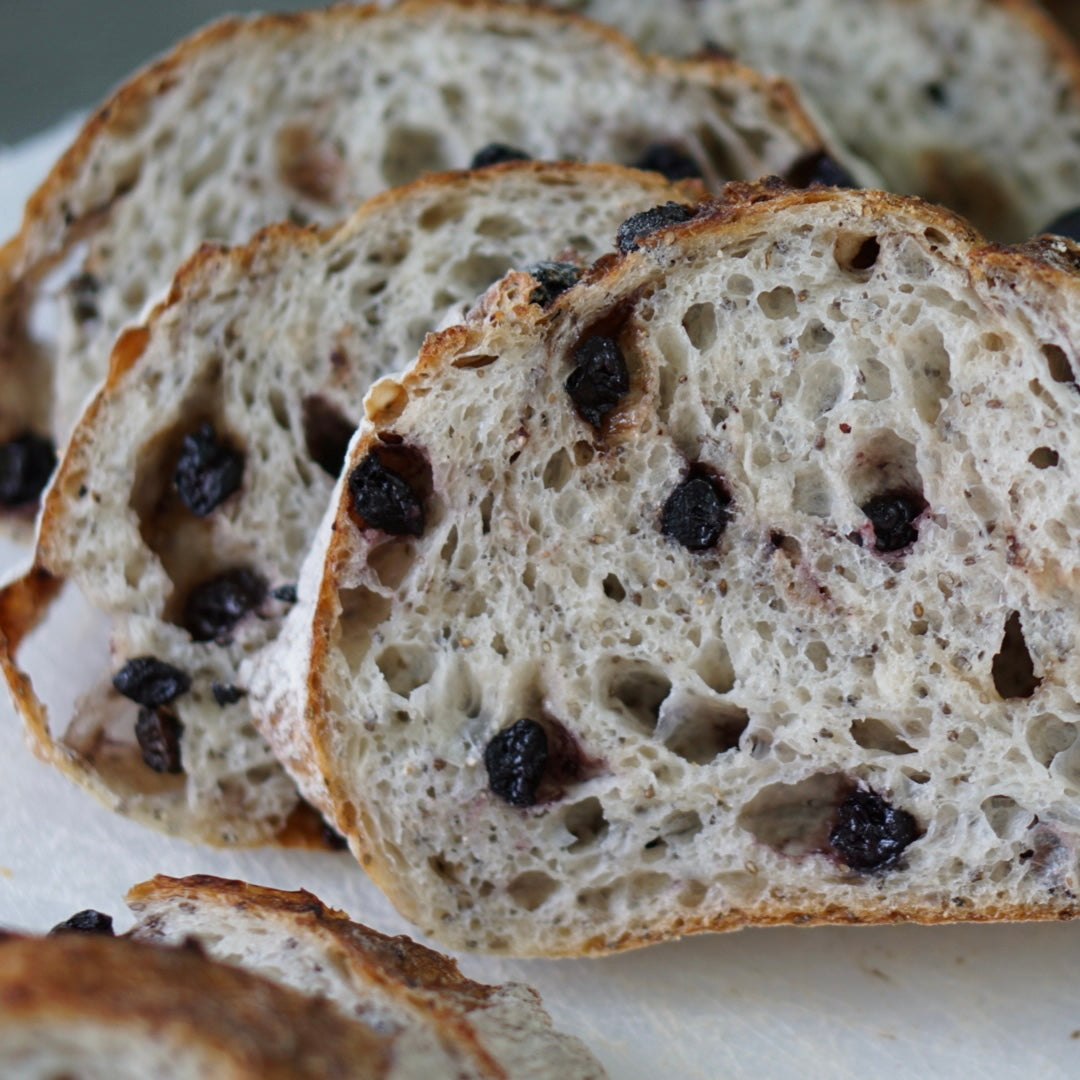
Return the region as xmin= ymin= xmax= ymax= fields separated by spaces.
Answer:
xmin=861 ymin=490 xmax=924 ymax=552
xmin=632 ymin=143 xmax=704 ymax=182
xmin=48 ymin=910 xmax=114 ymax=936
xmin=183 ymin=568 xmax=267 ymax=643
xmin=112 ymin=657 xmax=191 ymax=707
xmin=828 ymin=788 xmax=919 ymax=871
xmin=565 ymin=336 xmax=629 ymax=428
xmin=1042 ymin=207 xmax=1080 ymax=241
xmin=526 ymin=261 xmax=582 ymax=307
xmin=135 ymin=707 xmax=185 ymax=774
xmin=616 ymin=201 xmax=695 ymax=253
xmin=68 ymin=271 xmax=100 ymax=324
xmin=484 ymin=719 xmax=549 ymax=807
xmin=173 ymin=422 xmax=244 ymax=516
xmin=630 ymin=142 xmax=699 ymax=180
xmin=348 ymin=451 xmax=425 ymax=536
xmin=272 ymin=583 xmax=298 ymax=604
xmin=661 ymin=471 xmax=731 ymax=551
xmin=787 ymin=150 xmax=857 ymax=190
xmin=0 ymin=432 xmax=56 ymax=506
xmin=470 ymin=143 xmax=532 ymax=168
xmin=211 ymin=682 xmax=246 ymax=706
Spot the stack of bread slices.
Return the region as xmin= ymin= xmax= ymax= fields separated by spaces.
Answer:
xmin=3 ymin=0 xmax=1080 ymax=1070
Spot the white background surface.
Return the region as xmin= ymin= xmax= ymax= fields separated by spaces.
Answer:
xmin=2 ymin=120 xmax=1080 ymax=1080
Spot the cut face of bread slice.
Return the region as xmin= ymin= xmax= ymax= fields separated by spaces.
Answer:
xmin=0 ymin=0 xmax=858 ymax=531
xmin=526 ymin=0 xmax=1080 ymax=241
xmin=0 ymin=162 xmax=702 ymax=846
xmin=0 ymin=932 xmax=391 ymax=1079
xmin=256 ymin=182 xmax=1080 ymax=956
xmin=124 ymin=874 xmax=607 ymax=1080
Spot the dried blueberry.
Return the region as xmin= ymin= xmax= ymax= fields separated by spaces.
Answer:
xmin=484 ymin=718 xmax=549 ymax=807
xmin=211 ymin=682 xmax=246 ymax=706
xmin=0 ymin=432 xmax=56 ymax=506
xmin=862 ymin=491 xmax=923 ymax=552
xmin=787 ymin=151 xmax=857 ymax=190
xmin=616 ymin=201 xmax=694 ymax=253
xmin=470 ymin=143 xmax=532 ymax=169
xmin=565 ymin=336 xmax=629 ymax=428
xmin=272 ymin=583 xmax=298 ymax=603
xmin=1041 ymin=207 xmax=1080 ymax=242
xmin=661 ymin=472 xmax=731 ymax=551
xmin=828 ymin=788 xmax=919 ymax=871
xmin=632 ymin=144 xmax=703 ymax=182
xmin=526 ymin=261 xmax=582 ymax=307
xmin=112 ymin=657 xmax=191 ymax=707
xmin=68 ymin=271 xmax=100 ymax=324
xmin=48 ymin=910 xmax=114 ymax=936
xmin=183 ymin=567 xmax=267 ymax=642
xmin=135 ymin=707 xmax=184 ymax=774
xmin=348 ymin=451 xmax=425 ymax=536
xmin=173 ymin=422 xmax=244 ymax=516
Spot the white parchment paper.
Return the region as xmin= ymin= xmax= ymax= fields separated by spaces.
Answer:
xmin=1 ymin=118 xmax=1078 ymax=1080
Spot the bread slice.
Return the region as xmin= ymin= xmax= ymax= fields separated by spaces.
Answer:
xmin=250 ymin=181 xmax=1080 ymax=956
xmin=0 ymin=161 xmax=704 ymax=846
xmin=0 ymin=0 xmax=858 ymax=531
xmin=0 ymin=931 xmax=392 ymax=1078
xmin=124 ymin=874 xmax=606 ymax=1080
xmin=522 ymin=0 xmax=1080 ymax=241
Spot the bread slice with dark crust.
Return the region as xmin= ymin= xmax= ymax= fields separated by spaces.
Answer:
xmin=250 ymin=181 xmax=1080 ymax=956
xmin=0 ymin=932 xmax=392 ymax=1079
xmin=0 ymin=0 xmax=860 ymax=533
xmin=521 ymin=0 xmax=1080 ymax=241
xmin=0 ymin=161 xmax=702 ymax=847
xmin=124 ymin=874 xmax=607 ymax=1080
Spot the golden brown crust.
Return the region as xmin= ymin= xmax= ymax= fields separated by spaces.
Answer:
xmin=0 ymin=933 xmax=391 ymax=1078
xmin=126 ymin=875 xmax=507 ymax=1078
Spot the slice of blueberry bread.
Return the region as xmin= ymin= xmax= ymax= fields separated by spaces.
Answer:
xmin=0 ymin=932 xmax=392 ymax=1079
xmin=123 ymin=875 xmax=607 ymax=1080
xmin=0 ymin=161 xmax=703 ymax=847
xmin=523 ymin=0 xmax=1080 ymax=241
xmin=0 ymin=0 xmax=863 ymax=535
xmin=251 ymin=180 xmax=1080 ymax=956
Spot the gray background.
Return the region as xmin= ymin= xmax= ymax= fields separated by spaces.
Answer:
xmin=0 ymin=2 xmax=314 ymax=145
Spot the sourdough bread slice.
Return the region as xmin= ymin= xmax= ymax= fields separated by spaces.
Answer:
xmin=251 ymin=181 xmax=1080 ymax=956
xmin=0 ymin=0 xmax=858 ymax=530
xmin=524 ymin=0 xmax=1080 ymax=241
xmin=0 ymin=162 xmax=701 ymax=846
xmin=124 ymin=874 xmax=606 ymax=1080
xmin=0 ymin=932 xmax=392 ymax=1079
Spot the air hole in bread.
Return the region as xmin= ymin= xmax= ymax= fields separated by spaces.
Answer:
xmin=564 ymin=796 xmax=608 ymax=852
xmin=797 ymin=318 xmax=835 ymax=355
xmin=275 ymin=124 xmax=345 ymax=204
xmin=677 ymin=880 xmax=708 ymax=908
xmin=1026 ymin=713 xmax=1077 ymax=768
xmin=991 ymin=611 xmax=1042 ymax=700
xmin=507 ymin=871 xmax=559 ymax=912
xmin=847 ymin=429 xmax=925 ymax=537
xmin=693 ymin=123 xmax=741 ymax=184
xmin=418 ymin=196 xmax=467 ymax=231
xmin=849 ymin=717 xmax=916 ymax=755
xmin=804 ymin=640 xmax=831 ymax=672
xmin=268 ymin=388 xmax=291 ymax=432
xmin=792 ymin=464 xmax=832 ymax=518
xmin=1029 ymin=447 xmax=1060 ymax=469
xmin=660 ymin=696 xmax=748 ymax=764
xmin=981 ymin=795 xmax=1033 ymax=840
xmin=542 ymin=448 xmax=573 ymax=491
xmin=449 ymin=252 xmax=515 ymax=296
xmin=834 ymin=234 xmax=880 ymax=276
xmin=604 ymin=659 xmax=672 ymax=734
xmin=337 ymin=587 xmax=393 ymax=673
xmin=601 ymin=573 xmax=626 ymax=602
xmin=737 ymin=772 xmax=851 ymax=856
xmin=302 ymin=395 xmax=357 ymax=477
xmin=853 ymin=355 xmax=892 ymax=402
xmin=682 ymin=302 xmax=717 ymax=352
xmin=367 ymin=539 xmax=417 ymax=590
xmin=1042 ymin=343 xmax=1076 ymax=386
xmin=902 ymin=323 xmax=952 ymax=423
xmin=757 ymin=286 xmax=797 ymax=320
xmin=380 ymin=126 xmax=448 ymax=188
xmin=376 ymin=643 xmax=434 ymax=698
xmin=627 ymin=872 xmax=672 ymax=903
